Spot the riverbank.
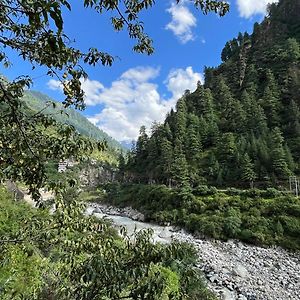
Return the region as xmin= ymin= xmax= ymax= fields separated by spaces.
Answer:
xmin=101 ymin=183 xmax=300 ymax=251
xmin=88 ymin=202 xmax=300 ymax=300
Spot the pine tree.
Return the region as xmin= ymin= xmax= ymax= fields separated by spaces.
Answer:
xmin=216 ymin=133 xmax=238 ymax=181
xmin=174 ymin=98 xmax=187 ymax=141
xmin=256 ymin=136 xmax=271 ymax=179
xmin=285 ymin=38 xmax=300 ymax=62
xmin=241 ymin=153 xmax=257 ymax=188
xmin=117 ymin=152 xmax=126 ymax=182
xmin=146 ymin=136 xmax=159 ymax=183
xmin=135 ymin=126 xmax=149 ymax=180
xmin=241 ymin=90 xmax=268 ymax=135
xmin=215 ymin=79 xmax=245 ymax=133
xmin=160 ymin=136 xmax=173 ymax=186
xmin=202 ymin=88 xmax=217 ymax=120
xmin=270 ymin=127 xmax=291 ymax=179
xmin=284 ymin=100 xmax=300 ymax=138
xmin=171 ymin=138 xmax=189 ymax=188
xmin=261 ymin=70 xmax=281 ymax=128
xmin=284 ymin=144 xmax=295 ymax=173
xmin=186 ymin=114 xmax=202 ymax=160
xmin=221 ymin=41 xmax=231 ymax=62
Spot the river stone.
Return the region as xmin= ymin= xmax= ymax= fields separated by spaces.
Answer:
xmin=131 ymin=213 xmax=145 ymax=222
xmin=220 ymin=288 xmax=236 ymax=300
xmin=158 ymin=228 xmax=172 ymax=239
xmin=233 ymin=263 xmax=249 ymax=278
xmin=93 ymin=207 xmax=102 ymax=214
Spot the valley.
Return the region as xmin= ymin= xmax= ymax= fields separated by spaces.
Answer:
xmin=1 ymin=0 xmax=300 ymax=299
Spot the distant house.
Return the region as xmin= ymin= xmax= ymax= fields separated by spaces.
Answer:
xmin=58 ymin=159 xmax=76 ymax=173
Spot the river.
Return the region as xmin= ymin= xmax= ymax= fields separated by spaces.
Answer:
xmin=86 ymin=203 xmax=300 ymax=300
xmin=86 ymin=205 xmax=174 ymax=244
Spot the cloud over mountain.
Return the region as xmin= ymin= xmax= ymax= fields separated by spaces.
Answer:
xmin=48 ymin=66 xmax=202 ymax=141
xmin=236 ymin=0 xmax=279 ymax=18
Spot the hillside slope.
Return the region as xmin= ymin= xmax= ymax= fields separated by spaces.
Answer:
xmin=23 ymin=90 xmax=123 ymax=151
xmin=124 ymin=0 xmax=300 ymax=188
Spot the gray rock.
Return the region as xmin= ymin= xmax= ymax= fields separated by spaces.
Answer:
xmin=220 ymin=288 xmax=236 ymax=300
xmin=93 ymin=207 xmax=102 ymax=214
xmin=233 ymin=264 xmax=249 ymax=278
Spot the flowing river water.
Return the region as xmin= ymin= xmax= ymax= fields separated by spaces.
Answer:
xmin=86 ymin=203 xmax=300 ymax=300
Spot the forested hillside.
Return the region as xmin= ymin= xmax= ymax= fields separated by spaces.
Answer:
xmin=124 ymin=0 xmax=300 ymax=188
xmin=23 ymin=90 xmax=123 ymax=151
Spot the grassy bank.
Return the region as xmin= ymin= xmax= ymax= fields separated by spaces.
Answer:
xmin=98 ymin=184 xmax=300 ymax=251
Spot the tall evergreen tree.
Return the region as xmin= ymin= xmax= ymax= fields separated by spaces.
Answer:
xmin=240 ymin=153 xmax=257 ymax=188
xmin=270 ymin=127 xmax=291 ymax=179
xmin=186 ymin=114 xmax=202 ymax=161
xmin=215 ymin=79 xmax=245 ymax=133
xmin=160 ymin=136 xmax=173 ymax=186
xmin=261 ymin=70 xmax=281 ymax=128
xmin=241 ymin=90 xmax=267 ymax=135
xmin=171 ymin=138 xmax=189 ymax=188
xmin=174 ymin=98 xmax=188 ymax=141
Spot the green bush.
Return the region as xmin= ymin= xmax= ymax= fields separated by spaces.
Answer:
xmin=194 ymin=185 xmax=217 ymax=196
xmin=262 ymin=188 xmax=282 ymax=198
xmin=243 ymin=188 xmax=263 ymax=198
xmin=223 ymin=209 xmax=242 ymax=238
xmin=225 ymin=188 xmax=243 ymax=196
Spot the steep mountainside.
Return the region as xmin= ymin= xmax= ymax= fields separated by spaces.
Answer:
xmin=124 ymin=0 xmax=300 ymax=188
xmin=23 ymin=90 xmax=123 ymax=151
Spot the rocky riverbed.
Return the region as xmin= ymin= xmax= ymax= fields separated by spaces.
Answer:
xmin=87 ymin=203 xmax=300 ymax=300
xmin=174 ymin=234 xmax=300 ymax=300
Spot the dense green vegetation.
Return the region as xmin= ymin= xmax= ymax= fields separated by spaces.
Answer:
xmin=123 ymin=0 xmax=300 ymax=189
xmin=101 ymin=183 xmax=300 ymax=250
xmin=0 ymin=186 xmax=216 ymax=299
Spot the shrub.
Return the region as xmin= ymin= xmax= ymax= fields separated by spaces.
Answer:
xmin=193 ymin=185 xmax=210 ymax=196
xmin=225 ymin=188 xmax=243 ymax=196
xmin=262 ymin=188 xmax=282 ymax=198
xmin=243 ymin=188 xmax=263 ymax=198
xmin=223 ymin=208 xmax=242 ymax=238
xmin=194 ymin=185 xmax=218 ymax=196
xmin=240 ymin=229 xmax=254 ymax=242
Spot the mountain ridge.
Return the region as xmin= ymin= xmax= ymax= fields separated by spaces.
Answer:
xmin=22 ymin=90 xmax=124 ymax=151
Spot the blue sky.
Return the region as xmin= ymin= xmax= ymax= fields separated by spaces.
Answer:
xmin=1 ymin=0 xmax=278 ymax=142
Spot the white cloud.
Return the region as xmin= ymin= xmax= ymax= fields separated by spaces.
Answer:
xmin=81 ymin=79 xmax=104 ymax=106
xmin=165 ymin=66 xmax=203 ymax=101
xmin=236 ymin=0 xmax=279 ymax=18
xmin=47 ymin=78 xmax=104 ymax=106
xmin=48 ymin=66 xmax=202 ymax=142
xmin=47 ymin=79 xmax=63 ymax=91
xmin=165 ymin=2 xmax=197 ymax=43
xmin=121 ymin=66 xmax=160 ymax=83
